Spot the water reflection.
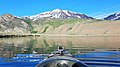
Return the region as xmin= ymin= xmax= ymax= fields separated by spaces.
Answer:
xmin=0 ymin=36 xmax=120 ymax=58
xmin=0 ymin=43 xmax=14 ymax=58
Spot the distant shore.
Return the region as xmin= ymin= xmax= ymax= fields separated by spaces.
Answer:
xmin=0 ymin=34 xmax=120 ymax=38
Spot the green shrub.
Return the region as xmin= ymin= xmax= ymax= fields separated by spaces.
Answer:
xmin=31 ymin=30 xmax=38 ymax=33
xmin=42 ymin=26 xmax=49 ymax=33
xmin=24 ymin=20 xmax=33 ymax=31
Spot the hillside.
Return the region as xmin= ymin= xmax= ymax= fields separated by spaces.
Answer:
xmin=1 ymin=9 xmax=120 ymax=36
xmin=0 ymin=14 xmax=30 ymax=34
xmin=32 ymin=18 xmax=120 ymax=35
xmin=1 ymin=14 xmax=120 ymax=36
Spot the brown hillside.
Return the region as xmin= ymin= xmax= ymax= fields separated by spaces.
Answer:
xmin=33 ymin=20 xmax=120 ymax=35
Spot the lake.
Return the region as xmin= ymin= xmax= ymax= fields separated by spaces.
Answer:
xmin=0 ymin=36 xmax=120 ymax=67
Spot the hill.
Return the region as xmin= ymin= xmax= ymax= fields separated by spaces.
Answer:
xmin=0 ymin=14 xmax=30 ymax=34
xmin=32 ymin=18 xmax=120 ymax=35
xmin=1 ymin=9 xmax=120 ymax=36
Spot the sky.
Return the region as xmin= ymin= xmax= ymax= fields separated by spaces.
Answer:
xmin=0 ymin=0 xmax=120 ymax=18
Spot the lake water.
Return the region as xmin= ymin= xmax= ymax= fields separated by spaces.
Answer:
xmin=0 ymin=36 xmax=120 ymax=67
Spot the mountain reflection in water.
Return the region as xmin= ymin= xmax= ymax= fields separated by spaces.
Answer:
xmin=0 ymin=36 xmax=120 ymax=58
xmin=0 ymin=36 xmax=120 ymax=67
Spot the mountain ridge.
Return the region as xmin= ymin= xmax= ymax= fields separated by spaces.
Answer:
xmin=104 ymin=12 xmax=120 ymax=20
xmin=1 ymin=9 xmax=120 ymax=35
xmin=0 ymin=9 xmax=120 ymax=20
xmin=0 ymin=14 xmax=30 ymax=34
xmin=22 ymin=9 xmax=94 ymax=21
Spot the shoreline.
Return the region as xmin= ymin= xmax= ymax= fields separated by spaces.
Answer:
xmin=30 ymin=34 xmax=120 ymax=37
xmin=0 ymin=34 xmax=120 ymax=38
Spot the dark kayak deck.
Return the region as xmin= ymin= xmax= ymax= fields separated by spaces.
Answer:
xmin=0 ymin=51 xmax=120 ymax=67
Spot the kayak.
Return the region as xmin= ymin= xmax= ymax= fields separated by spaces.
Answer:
xmin=36 ymin=46 xmax=88 ymax=67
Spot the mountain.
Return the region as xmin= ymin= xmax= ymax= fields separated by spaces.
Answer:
xmin=31 ymin=19 xmax=120 ymax=35
xmin=23 ymin=9 xmax=94 ymax=21
xmin=104 ymin=12 xmax=120 ymax=20
xmin=1 ymin=13 xmax=120 ymax=36
xmin=0 ymin=14 xmax=30 ymax=34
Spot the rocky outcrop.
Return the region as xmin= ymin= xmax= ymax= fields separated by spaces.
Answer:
xmin=0 ymin=14 xmax=30 ymax=34
xmin=0 ymin=14 xmax=15 ymax=22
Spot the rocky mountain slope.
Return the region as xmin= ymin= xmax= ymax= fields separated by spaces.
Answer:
xmin=104 ymin=12 xmax=120 ymax=20
xmin=0 ymin=14 xmax=30 ymax=34
xmin=32 ymin=19 xmax=120 ymax=35
xmin=1 ymin=9 xmax=120 ymax=35
xmin=23 ymin=9 xmax=94 ymax=21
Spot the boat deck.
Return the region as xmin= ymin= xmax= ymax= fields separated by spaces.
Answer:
xmin=0 ymin=51 xmax=120 ymax=67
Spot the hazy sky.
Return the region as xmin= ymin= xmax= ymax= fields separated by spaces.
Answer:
xmin=0 ymin=0 xmax=120 ymax=18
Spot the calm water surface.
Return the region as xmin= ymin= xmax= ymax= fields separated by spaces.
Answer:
xmin=0 ymin=36 xmax=120 ymax=57
xmin=0 ymin=36 xmax=120 ymax=67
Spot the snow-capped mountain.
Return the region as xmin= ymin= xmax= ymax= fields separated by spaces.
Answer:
xmin=23 ymin=9 xmax=94 ymax=21
xmin=104 ymin=12 xmax=120 ymax=20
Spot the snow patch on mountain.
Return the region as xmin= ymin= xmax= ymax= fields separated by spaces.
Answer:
xmin=23 ymin=9 xmax=94 ymax=21
xmin=104 ymin=12 xmax=120 ymax=20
